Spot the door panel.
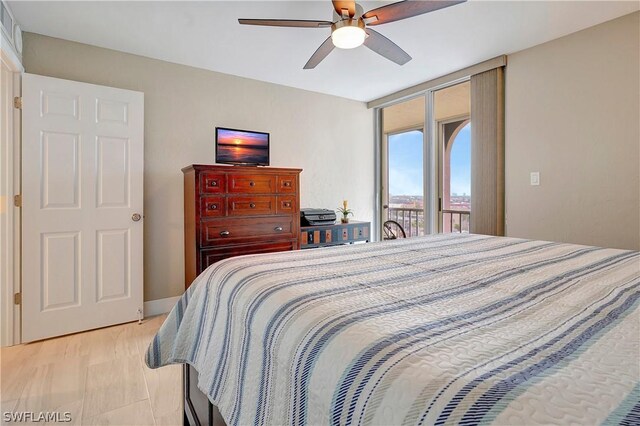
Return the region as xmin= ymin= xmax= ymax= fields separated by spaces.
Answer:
xmin=41 ymin=232 xmax=80 ymax=311
xmin=96 ymin=229 xmax=130 ymax=302
xmin=22 ymin=73 xmax=144 ymax=342
xmin=96 ymin=136 xmax=130 ymax=207
xmin=41 ymin=131 xmax=80 ymax=208
xmin=41 ymin=92 xmax=79 ymax=118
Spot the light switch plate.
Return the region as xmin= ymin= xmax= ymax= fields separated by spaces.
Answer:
xmin=530 ymin=172 xmax=540 ymax=186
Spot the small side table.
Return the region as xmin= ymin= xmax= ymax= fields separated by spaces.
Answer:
xmin=300 ymin=220 xmax=371 ymax=249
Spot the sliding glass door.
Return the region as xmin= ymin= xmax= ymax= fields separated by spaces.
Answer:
xmin=433 ymin=81 xmax=471 ymax=234
xmin=380 ymin=95 xmax=426 ymax=238
xmin=386 ymin=129 xmax=424 ymax=236
xmin=378 ymin=81 xmax=471 ymax=239
xmin=376 ymin=65 xmax=505 ymax=240
xmin=438 ymin=119 xmax=470 ymax=233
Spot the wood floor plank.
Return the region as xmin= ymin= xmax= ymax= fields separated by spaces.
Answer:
xmin=154 ymin=410 xmax=183 ymax=426
xmin=30 ymin=335 xmax=73 ymax=366
xmin=84 ymin=399 xmax=156 ymax=426
xmin=83 ymin=355 xmax=149 ymax=419
xmin=143 ymin=364 xmax=182 ymax=420
xmin=13 ymin=355 xmax=89 ymax=422
xmin=2 ymin=315 xmax=177 ymax=426
xmin=0 ymin=399 xmax=18 ymax=415
xmin=1 ymin=342 xmax=42 ymax=405
xmin=82 ymin=322 xmax=140 ymax=366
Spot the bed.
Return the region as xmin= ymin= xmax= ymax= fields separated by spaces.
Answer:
xmin=145 ymin=233 xmax=640 ymax=425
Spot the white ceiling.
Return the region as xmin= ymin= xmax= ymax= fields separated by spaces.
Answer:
xmin=9 ymin=1 xmax=639 ymax=102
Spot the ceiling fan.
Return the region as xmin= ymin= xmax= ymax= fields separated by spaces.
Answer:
xmin=239 ymin=0 xmax=466 ymax=69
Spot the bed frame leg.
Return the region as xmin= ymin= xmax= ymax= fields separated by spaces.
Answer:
xmin=183 ymin=364 xmax=227 ymax=426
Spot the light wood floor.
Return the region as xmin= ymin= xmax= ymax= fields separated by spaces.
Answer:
xmin=1 ymin=315 xmax=181 ymax=425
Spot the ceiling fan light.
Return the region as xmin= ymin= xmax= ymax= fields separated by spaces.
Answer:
xmin=331 ymin=20 xmax=366 ymax=49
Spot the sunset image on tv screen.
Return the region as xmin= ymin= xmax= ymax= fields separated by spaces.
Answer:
xmin=216 ymin=128 xmax=269 ymax=165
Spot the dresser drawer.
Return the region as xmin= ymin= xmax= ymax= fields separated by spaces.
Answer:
xmin=228 ymin=196 xmax=276 ymax=216
xmin=228 ymin=174 xmax=276 ymax=193
xmin=200 ymin=172 xmax=226 ymax=194
xmin=277 ymin=175 xmax=297 ymax=193
xmin=277 ymin=196 xmax=296 ymax=214
xmin=200 ymin=216 xmax=294 ymax=245
xmin=200 ymin=196 xmax=226 ymax=218
xmin=200 ymin=240 xmax=296 ymax=270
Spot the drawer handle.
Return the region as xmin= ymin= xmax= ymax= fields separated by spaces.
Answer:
xmin=249 ymin=203 xmax=256 ymax=208
xmin=249 ymin=181 xmax=255 ymax=187
xmin=274 ymin=226 xmax=283 ymax=232
xmin=283 ymin=202 xmax=291 ymax=208
xmin=220 ymin=231 xmax=230 ymax=237
xmin=208 ymin=203 xmax=218 ymax=210
xmin=283 ymin=181 xmax=291 ymax=187
xmin=210 ymin=180 xmax=218 ymax=187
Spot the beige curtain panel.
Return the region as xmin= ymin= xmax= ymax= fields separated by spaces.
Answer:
xmin=470 ymin=67 xmax=505 ymax=236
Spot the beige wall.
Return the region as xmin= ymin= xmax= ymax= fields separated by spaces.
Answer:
xmin=22 ymin=33 xmax=374 ymax=302
xmin=505 ymin=12 xmax=639 ymax=250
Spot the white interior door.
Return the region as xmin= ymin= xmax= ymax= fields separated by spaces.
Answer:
xmin=22 ymin=73 xmax=144 ymax=342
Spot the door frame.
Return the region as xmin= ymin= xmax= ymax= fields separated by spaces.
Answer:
xmin=1 ymin=42 xmax=23 ymax=347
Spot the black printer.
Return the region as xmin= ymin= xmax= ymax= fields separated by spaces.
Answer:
xmin=300 ymin=208 xmax=336 ymax=226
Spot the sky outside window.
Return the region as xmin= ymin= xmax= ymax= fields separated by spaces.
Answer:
xmin=388 ymin=124 xmax=471 ymax=198
xmin=388 ymin=130 xmax=423 ymax=197
xmin=450 ymin=122 xmax=471 ymax=196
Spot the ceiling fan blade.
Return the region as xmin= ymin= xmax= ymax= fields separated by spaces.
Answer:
xmin=238 ymin=19 xmax=332 ymax=28
xmin=364 ymin=29 xmax=411 ymax=65
xmin=363 ymin=0 xmax=465 ymax=26
xmin=304 ymin=37 xmax=335 ymax=69
xmin=332 ymin=0 xmax=356 ymax=18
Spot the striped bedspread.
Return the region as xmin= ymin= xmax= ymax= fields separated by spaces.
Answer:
xmin=146 ymin=234 xmax=640 ymax=425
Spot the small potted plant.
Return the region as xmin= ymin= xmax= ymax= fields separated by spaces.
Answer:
xmin=337 ymin=200 xmax=353 ymax=224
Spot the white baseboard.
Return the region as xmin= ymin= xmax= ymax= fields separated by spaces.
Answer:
xmin=144 ymin=296 xmax=181 ymax=317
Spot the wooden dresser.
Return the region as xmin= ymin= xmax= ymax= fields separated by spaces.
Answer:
xmin=183 ymin=164 xmax=302 ymax=288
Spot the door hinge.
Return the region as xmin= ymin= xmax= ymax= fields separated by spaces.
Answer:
xmin=13 ymin=96 xmax=22 ymax=109
xmin=14 ymin=293 xmax=21 ymax=305
xmin=13 ymin=194 xmax=21 ymax=207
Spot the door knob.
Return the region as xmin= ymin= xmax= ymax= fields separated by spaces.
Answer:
xmin=132 ymin=213 xmax=142 ymax=222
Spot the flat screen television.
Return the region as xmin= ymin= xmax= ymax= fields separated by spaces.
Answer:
xmin=215 ymin=127 xmax=269 ymax=166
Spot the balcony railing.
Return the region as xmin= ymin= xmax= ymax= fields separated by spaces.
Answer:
xmin=442 ymin=209 xmax=470 ymax=233
xmin=387 ymin=207 xmax=470 ymax=236
xmin=387 ymin=207 xmax=424 ymax=237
